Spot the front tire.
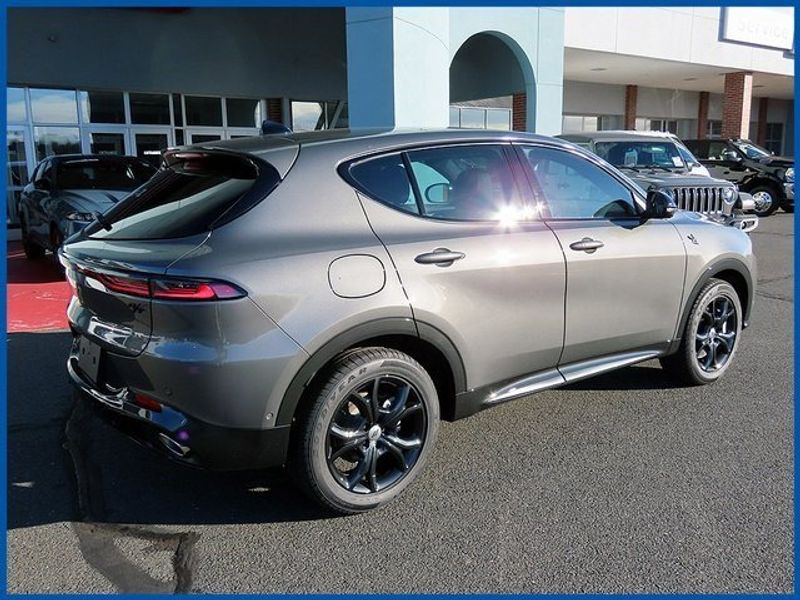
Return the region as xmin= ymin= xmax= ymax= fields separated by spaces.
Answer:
xmin=749 ymin=184 xmax=781 ymax=217
xmin=290 ymin=347 xmax=440 ymax=514
xmin=660 ymin=278 xmax=742 ymax=386
xmin=20 ymin=215 xmax=45 ymax=260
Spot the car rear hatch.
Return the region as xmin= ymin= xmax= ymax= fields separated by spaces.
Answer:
xmin=61 ymin=146 xmax=286 ymax=357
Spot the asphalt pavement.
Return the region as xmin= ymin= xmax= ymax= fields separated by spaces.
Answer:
xmin=6 ymin=213 xmax=794 ymax=593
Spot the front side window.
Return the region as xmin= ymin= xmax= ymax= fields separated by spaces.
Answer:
xmin=406 ymin=145 xmax=521 ymax=221
xmin=521 ymin=146 xmax=637 ymax=219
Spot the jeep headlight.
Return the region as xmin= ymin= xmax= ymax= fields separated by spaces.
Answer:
xmin=785 ymin=168 xmax=794 ymax=183
xmin=723 ymin=186 xmax=737 ymax=203
xmin=65 ymin=211 xmax=94 ymax=222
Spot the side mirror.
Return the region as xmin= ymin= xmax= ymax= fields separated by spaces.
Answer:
xmin=34 ymin=178 xmax=52 ymax=191
xmin=424 ymin=182 xmax=450 ymax=204
xmin=644 ymin=189 xmax=677 ymax=219
xmin=721 ymin=149 xmax=741 ymax=162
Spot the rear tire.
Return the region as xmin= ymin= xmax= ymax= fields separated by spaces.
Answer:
xmin=289 ymin=347 xmax=439 ymax=514
xmin=20 ymin=215 xmax=45 ymax=260
xmin=660 ymin=278 xmax=742 ymax=386
xmin=749 ymin=184 xmax=781 ymax=217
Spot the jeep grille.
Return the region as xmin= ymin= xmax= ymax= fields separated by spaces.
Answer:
xmin=668 ymin=186 xmax=728 ymax=215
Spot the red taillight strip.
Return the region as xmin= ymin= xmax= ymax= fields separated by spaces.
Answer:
xmin=75 ymin=265 xmax=246 ymax=301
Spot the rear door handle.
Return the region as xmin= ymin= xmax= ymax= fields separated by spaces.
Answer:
xmin=414 ymin=248 xmax=466 ymax=267
xmin=569 ymin=238 xmax=604 ymax=253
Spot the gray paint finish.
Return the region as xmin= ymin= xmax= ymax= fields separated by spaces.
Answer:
xmin=61 ymin=129 xmax=755 ymax=464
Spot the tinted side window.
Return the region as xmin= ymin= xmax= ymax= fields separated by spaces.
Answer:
xmin=349 ymin=154 xmax=419 ymax=215
xmin=407 ymin=145 xmax=521 ymax=221
xmin=521 ymin=146 xmax=636 ymax=219
xmin=706 ymin=141 xmax=732 ymax=161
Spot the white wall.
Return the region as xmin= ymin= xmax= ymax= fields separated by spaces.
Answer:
xmin=565 ymin=7 xmax=793 ymax=77
xmin=562 ymin=81 xmax=624 ymax=116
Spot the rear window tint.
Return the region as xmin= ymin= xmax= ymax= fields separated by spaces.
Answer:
xmin=349 ymin=154 xmax=420 ymax=215
xmin=88 ymin=152 xmax=279 ymax=240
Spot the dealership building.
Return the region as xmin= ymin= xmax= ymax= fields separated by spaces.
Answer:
xmin=6 ymin=6 xmax=795 ymax=227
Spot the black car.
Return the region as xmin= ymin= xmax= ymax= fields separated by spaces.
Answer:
xmin=682 ymin=138 xmax=794 ymax=217
xmin=18 ymin=154 xmax=157 ymax=259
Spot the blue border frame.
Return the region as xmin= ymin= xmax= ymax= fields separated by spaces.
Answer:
xmin=0 ymin=2 xmax=796 ymax=598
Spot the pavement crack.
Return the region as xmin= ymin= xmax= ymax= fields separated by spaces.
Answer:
xmin=62 ymin=392 xmax=201 ymax=594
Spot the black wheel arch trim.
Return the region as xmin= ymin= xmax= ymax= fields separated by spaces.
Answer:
xmin=276 ymin=317 xmax=467 ymax=426
xmin=668 ymin=257 xmax=753 ymax=354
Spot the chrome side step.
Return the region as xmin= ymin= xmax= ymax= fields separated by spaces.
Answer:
xmin=481 ymin=349 xmax=663 ymax=407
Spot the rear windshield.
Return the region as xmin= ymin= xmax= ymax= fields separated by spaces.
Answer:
xmin=87 ymin=152 xmax=279 ymax=240
xmin=57 ymin=158 xmax=156 ymax=191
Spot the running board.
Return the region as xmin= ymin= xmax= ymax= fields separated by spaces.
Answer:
xmin=481 ymin=349 xmax=663 ymax=407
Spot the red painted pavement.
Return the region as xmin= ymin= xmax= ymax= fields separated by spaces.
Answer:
xmin=7 ymin=242 xmax=71 ymax=333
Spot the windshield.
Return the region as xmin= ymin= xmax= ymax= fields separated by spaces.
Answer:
xmin=674 ymin=142 xmax=700 ymax=166
xmin=733 ymin=140 xmax=772 ymax=159
xmin=57 ymin=158 xmax=156 ymax=191
xmin=594 ymin=141 xmax=685 ymax=170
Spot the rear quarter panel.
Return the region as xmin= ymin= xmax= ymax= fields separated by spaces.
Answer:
xmin=165 ymin=143 xmax=414 ymax=427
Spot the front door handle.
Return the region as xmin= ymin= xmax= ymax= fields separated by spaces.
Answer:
xmin=569 ymin=237 xmax=604 ymax=253
xmin=414 ymin=248 xmax=466 ymax=267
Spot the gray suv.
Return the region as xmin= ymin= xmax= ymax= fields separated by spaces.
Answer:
xmin=62 ymin=130 xmax=756 ymax=514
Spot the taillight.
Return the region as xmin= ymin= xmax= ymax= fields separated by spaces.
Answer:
xmin=151 ymin=278 xmax=245 ymax=300
xmin=95 ymin=273 xmax=151 ymax=297
xmin=76 ymin=266 xmax=246 ymax=301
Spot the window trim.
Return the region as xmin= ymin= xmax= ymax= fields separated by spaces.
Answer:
xmin=340 ymin=141 xmax=536 ymax=225
xmin=512 ymin=142 xmax=646 ymax=222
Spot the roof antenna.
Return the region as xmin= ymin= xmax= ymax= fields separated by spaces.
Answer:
xmin=261 ymin=120 xmax=292 ymax=135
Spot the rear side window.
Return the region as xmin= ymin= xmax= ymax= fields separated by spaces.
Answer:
xmin=88 ymin=152 xmax=279 ymax=240
xmin=348 ymin=144 xmax=523 ymax=222
xmin=349 ymin=154 xmax=419 ymax=215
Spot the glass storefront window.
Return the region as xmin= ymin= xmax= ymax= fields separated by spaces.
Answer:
xmin=486 ymin=109 xmax=511 ymax=131
xmin=34 ymin=126 xmax=81 ymax=160
xmin=7 ymin=87 xmax=27 ymax=123
xmin=89 ymin=132 xmax=126 ymax=155
xmin=226 ymin=98 xmax=262 ymax=128
xmin=292 ymin=101 xmax=324 ymax=131
xmin=7 ymin=129 xmax=26 ymax=162
xmin=459 ymin=108 xmax=485 ymax=129
xmin=185 ymin=96 xmax=222 ymax=126
xmin=79 ymin=91 xmax=125 ymax=124
xmin=130 ymin=93 xmax=171 ymax=125
xmin=449 ymin=107 xmax=460 ymax=128
xmin=29 ymin=88 xmax=78 ymax=123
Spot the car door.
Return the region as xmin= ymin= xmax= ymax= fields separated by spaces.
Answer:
xmin=349 ymin=144 xmax=566 ymax=392
xmin=515 ymin=143 xmax=686 ymax=367
xmin=694 ymin=140 xmax=750 ymax=184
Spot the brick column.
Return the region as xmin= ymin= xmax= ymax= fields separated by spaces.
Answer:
xmin=697 ymin=91 xmax=709 ymax=139
xmin=721 ymin=71 xmax=753 ymax=139
xmin=266 ymin=98 xmax=283 ymax=124
xmin=756 ymin=97 xmax=768 ymax=146
xmin=512 ymin=92 xmax=527 ymax=132
xmin=624 ymin=85 xmax=638 ymax=130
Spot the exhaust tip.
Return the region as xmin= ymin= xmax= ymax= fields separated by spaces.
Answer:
xmin=158 ymin=432 xmax=190 ymax=458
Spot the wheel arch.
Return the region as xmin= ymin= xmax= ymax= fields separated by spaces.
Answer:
xmin=276 ymin=318 xmax=467 ymax=427
xmin=670 ymin=258 xmax=753 ymax=353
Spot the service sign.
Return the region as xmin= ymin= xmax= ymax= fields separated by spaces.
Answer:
xmin=722 ymin=7 xmax=794 ymax=52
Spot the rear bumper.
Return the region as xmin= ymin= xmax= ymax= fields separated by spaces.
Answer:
xmin=67 ymin=349 xmax=291 ymax=470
